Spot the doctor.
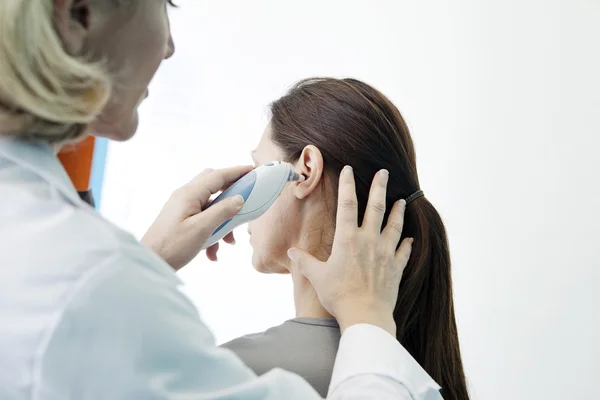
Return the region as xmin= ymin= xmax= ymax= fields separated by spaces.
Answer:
xmin=0 ymin=1 xmax=441 ymax=399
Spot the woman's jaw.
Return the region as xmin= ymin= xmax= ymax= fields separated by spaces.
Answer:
xmin=248 ymin=188 xmax=332 ymax=272
xmin=250 ymin=203 xmax=336 ymax=320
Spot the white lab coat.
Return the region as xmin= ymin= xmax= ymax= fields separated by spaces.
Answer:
xmin=0 ymin=137 xmax=441 ymax=399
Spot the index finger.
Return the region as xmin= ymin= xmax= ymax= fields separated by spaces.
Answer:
xmin=335 ymin=166 xmax=359 ymax=231
xmin=187 ymin=165 xmax=254 ymax=206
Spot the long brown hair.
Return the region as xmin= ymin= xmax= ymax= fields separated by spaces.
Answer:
xmin=270 ymin=77 xmax=469 ymax=400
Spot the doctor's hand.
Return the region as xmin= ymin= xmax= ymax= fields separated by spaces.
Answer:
xmin=141 ymin=165 xmax=253 ymax=271
xmin=287 ymin=166 xmax=413 ymax=337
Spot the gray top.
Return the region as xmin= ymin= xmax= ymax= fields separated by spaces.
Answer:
xmin=221 ymin=318 xmax=341 ymax=397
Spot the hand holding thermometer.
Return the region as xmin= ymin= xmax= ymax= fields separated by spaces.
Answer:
xmin=200 ymin=161 xmax=304 ymax=250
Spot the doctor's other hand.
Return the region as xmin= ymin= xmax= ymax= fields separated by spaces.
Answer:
xmin=141 ymin=165 xmax=253 ymax=271
xmin=287 ymin=167 xmax=413 ymax=337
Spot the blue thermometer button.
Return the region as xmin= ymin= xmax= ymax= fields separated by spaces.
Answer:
xmin=207 ymin=170 xmax=257 ymax=208
xmin=208 ymin=170 xmax=257 ymax=235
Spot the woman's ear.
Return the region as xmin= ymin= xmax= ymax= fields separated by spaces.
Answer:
xmin=54 ymin=0 xmax=91 ymax=55
xmin=293 ymin=145 xmax=324 ymax=200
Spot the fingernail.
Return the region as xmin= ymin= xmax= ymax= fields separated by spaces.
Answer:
xmin=232 ymin=195 xmax=244 ymax=207
xmin=380 ymin=169 xmax=389 ymax=181
xmin=400 ymin=199 xmax=407 ymax=207
xmin=343 ymin=165 xmax=353 ymax=173
xmin=287 ymin=248 xmax=298 ymax=262
xmin=204 ymin=168 xmax=214 ymax=173
xmin=408 ymin=238 xmax=414 ymax=245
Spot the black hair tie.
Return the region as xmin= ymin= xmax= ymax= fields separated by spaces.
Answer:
xmin=406 ymin=189 xmax=424 ymax=205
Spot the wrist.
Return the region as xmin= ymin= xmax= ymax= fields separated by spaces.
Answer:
xmin=334 ymin=300 xmax=397 ymax=336
xmin=140 ymin=233 xmax=159 ymax=254
xmin=140 ymin=235 xmax=172 ymax=269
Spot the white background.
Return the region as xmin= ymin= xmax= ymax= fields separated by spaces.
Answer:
xmin=101 ymin=1 xmax=600 ymax=399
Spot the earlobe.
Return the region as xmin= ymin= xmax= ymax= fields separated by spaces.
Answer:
xmin=54 ymin=0 xmax=90 ymax=55
xmin=292 ymin=145 xmax=324 ymax=200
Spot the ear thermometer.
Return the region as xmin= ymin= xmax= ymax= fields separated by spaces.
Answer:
xmin=200 ymin=161 xmax=304 ymax=250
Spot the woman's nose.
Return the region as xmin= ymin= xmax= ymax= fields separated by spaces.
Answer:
xmin=165 ymin=34 xmax=175 ymax=60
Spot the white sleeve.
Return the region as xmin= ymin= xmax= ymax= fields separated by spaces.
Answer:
xmin=328 ymin=324 xmax=442 ymax=399
xmin=36 ymin=254 xmax=440 ymax=400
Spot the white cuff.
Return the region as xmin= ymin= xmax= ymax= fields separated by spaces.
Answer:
xmin=329 ymin=324 xmax=441 ymax=397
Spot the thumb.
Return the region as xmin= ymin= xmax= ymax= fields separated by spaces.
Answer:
xmin=287 ymin=247 xmax=322 ymax=281
xmin=190 ymin=195 xmax=245 ymax=235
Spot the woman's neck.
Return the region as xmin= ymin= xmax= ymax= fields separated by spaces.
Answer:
xmin=287 ymin=226 xmax=335 ymax=320
xmin=290 ymin=269 xmax=333 ymax=319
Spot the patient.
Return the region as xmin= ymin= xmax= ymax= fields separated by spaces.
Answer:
xmin=221 ymin=78 xmax=469 ymax=400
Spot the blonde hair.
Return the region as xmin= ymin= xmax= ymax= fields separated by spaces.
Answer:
xmin=0 ymin=1 xmax=112 ymax=144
